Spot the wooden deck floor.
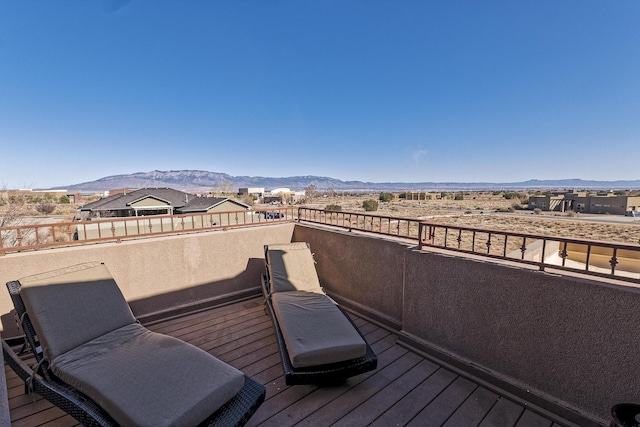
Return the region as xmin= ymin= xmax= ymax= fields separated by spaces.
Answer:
xmin=5 ymin=297 xmax=572 ymax=427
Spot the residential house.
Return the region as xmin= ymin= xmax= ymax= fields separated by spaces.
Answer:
xmin=528 ymin=191 xmax=640 ymax=214
xmin=79 ymin=188 xmax=251 ymax=219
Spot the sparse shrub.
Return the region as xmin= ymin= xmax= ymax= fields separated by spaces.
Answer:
xmin=362 ymin=200 xmax=378 ymax=211
xmin=454 ymin=193 xmax=464 ymax=200
xmin=240 ymin=194 xmax=255 ymax=206
xmin=566 ymin=211 xmax=578 ymax=217
xmin=36 ymin=203 xmax=56 ymax=215
xmin=325 ymin=204 xmax=342 ymax=211
xmin=503 ymin=192 xmax=519 ymax=200
xmin=59 ymin=195 xmax=71 ymax=204
xmin=533 ymin=208 xmax=542 ymax=215
xmin=464 ymin=210 xmax=472 ymax=214
xmin=379 ymin=192 xmax=393 ymax=202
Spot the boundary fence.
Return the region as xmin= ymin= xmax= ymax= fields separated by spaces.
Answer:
xmin=2 ymin=207 xmax=638 ymax=284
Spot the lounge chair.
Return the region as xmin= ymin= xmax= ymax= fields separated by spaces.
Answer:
xmin=261 ymin=242 xmax=377 ymax=385
xmin=2 ymin=261 xmax=265 ymax=427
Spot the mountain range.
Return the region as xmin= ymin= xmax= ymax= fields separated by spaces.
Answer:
xmin=52 ymin=170 xmax=640 ymax=193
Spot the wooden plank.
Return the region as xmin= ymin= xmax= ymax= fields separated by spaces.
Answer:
xmin=9 ymin=397 xmax=54 ymax=421
xmin=332 ymin=359 xmax=441 ymax=426
xmin=40 ymin=418 xmax=81 ymax=427
xmin=193 ymin=316 xmax=273 ymax=350
xmin=10 ymin=406 xmax=70 ymax=427
xmin=247 ymin=335 xmax=405 ymax=427
xmin=246 ymin=383 xmax=319 ymax=426
xmin=370 ymin=367 xmax=458 ymax=427
xmin=147 ymin=299 xmax=263 ymax=334
xmin=364 ymin=328 xmax=394 ymax=350
xmin=239 ymin=351 xmax=283 ymax=379
xmin=443 ymin=386 xmax=499 ymax=427
xmin=224 ymin=341 xmax=281 ymax=370
xmin=406 ymin=376 xmax=477 ymax=427
xmin=515 ymin=409 xmax=553 ymax=427
xmin=291 ymin=347 xmax=417 ymax=426
xmin=157 ymin=308 xmax=268 ymax=345
xmin=478 ymin=397 xmax=525 ymax=427
xmin=206 ymin=325 xmax=275 ymax=356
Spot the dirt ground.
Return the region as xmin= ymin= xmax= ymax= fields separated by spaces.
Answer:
xmin=302 ymin=192 xmax=640 ymax=246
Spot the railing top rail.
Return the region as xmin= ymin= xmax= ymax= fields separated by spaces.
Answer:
xmin=419 ymin=220 xmax=640 ymax=251
xmin=298 ymin=207 xmax=421 ymax=223
xmin=1 ymin=207 xmax=296 ymax=255
xmin=296 ymin=208 xmax=640 ymax=284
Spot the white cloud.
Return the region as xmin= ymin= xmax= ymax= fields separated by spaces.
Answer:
xmin=411 ymin=149 xmax=428 ymax=163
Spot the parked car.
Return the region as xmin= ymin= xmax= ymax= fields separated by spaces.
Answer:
xmin=259 ymin=211 xmax=285 ymax=219
xmin=625 ymin=210 xmax=640 ymax=217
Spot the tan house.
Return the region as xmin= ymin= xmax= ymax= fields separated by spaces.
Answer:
xmin=79 ymin=188 xmax=250 ymax=219
xmin=528 ymin=191 xmax=640 ymax=215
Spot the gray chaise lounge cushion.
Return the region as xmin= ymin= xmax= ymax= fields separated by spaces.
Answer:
xmin=19 ymin=261 xmax=245 ymax=427
xmin=52 ymin=323 xmax=245 ymax=427
xmin=271 ymin=290 xmax=367 ymax=368
xmin=266 ymin=243 xmax=323 ymax=293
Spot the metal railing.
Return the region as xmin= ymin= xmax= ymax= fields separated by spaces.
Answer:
xmin=3 ymin=206 xmax=640 ymax=284
xmin=297 ymin=208 xmax=422 ymax=241
xmin=0 ymin=207 xmax=295 ymax=255
xmin=418 ymin=221 xmax=640 ymax=284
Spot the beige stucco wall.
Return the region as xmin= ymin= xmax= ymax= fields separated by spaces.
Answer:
xmin=206 ymin=200 xmax=248 ymax=212
xmin=0 ymin=223 xmax=295 ymax=336
xmin=130 ymin=197 xmax=170 ymax=208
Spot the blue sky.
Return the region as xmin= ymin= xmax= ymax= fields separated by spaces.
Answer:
xmin=1 ymin=1 xmax=639 ymax=189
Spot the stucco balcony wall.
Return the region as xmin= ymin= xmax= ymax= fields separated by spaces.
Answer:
xmin=0 ymin=223 xmax=295 ymax=336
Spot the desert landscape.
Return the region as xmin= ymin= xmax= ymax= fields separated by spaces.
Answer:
xmin=2 ymin=191 xmax=639 ymax=247
xmin=304 ymin=192 xmax=640 ymax=246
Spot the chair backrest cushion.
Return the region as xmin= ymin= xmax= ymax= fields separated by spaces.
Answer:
xmin=19 ymin=261 xmax=136 ymax=360
xmin=266 ymin=243 xmax=323 ymax=293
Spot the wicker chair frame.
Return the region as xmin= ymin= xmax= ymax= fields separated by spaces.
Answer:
xmin=4 ymin=280 xmax=265 ymax=427
xmin=261 ymin=244 xmax=378 ymax=386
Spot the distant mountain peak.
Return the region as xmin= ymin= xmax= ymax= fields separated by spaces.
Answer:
xmin=51 ymin=170 xmax=640 ymax=193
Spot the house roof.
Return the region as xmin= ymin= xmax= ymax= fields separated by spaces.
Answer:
xmin=80 ymin=188 xmax=195 ymax=212
xmin=178 ymin=197 xmax=251 ymax=213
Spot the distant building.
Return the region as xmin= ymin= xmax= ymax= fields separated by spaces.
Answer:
xmin=528 ymin=191 xmax=640 ymax=215
xmin=4 ymin=188 xmax=69 ymax=200
xmin=238 ymin=187 xmax=265 ymax=200
xmin=177 ymin=197 xmax=251 ymax=214
xmin=79 ymin=188 xmax=250 ymax=219
xmin=401 ymin=192 xmax=440 ymax=201
xmin=264 ymin=188 xmax=298 ymax=205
